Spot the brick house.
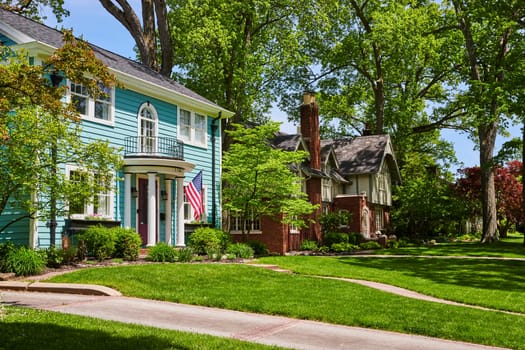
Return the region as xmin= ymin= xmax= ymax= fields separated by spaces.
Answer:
xmin=231 ymin=93 xmax=401 ymax=254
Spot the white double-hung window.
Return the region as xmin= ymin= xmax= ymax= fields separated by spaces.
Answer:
xmin=69 ymin=81 xmax=114 ymax=124
xmin=178 ymin=108 xmax=207 ymax=147
xmin=66 ymin=165 xmax=114 ymax=219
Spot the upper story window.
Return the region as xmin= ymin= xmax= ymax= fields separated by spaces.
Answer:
xmin=178 ymin=108 xmax=207 ymax=147
xmin=69 ymin=81 xmax=114 ymax=124
xmin=138 ymin=103 xmax=158 ymax=153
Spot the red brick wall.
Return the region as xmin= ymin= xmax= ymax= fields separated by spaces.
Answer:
xmin=305 ymin=178 xmax=322 ymax=241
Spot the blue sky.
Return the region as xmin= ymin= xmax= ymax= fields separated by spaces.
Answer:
xmin=43 ymin=0 xmax=521 ymax=172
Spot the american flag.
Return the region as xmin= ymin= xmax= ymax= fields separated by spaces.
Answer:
xmin=184 ymin=171 xmax=203 ymax=221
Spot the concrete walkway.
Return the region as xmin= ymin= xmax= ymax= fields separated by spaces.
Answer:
xmin=0 ymin=290 xmax=508 ymax=350
xmin=0 ymin=258 xmax=519 ymax=349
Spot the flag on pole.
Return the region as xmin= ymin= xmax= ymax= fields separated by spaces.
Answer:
xmin=184 ymin=170 xmax=203 ymax=221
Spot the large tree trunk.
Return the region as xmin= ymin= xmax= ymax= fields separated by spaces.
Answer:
xmin=479 ymin=122 xmax=499 ymax=243
xmin=99 ymin=0 xmax=173 ymax=77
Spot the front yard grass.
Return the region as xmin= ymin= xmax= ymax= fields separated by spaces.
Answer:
xmin=258 ymin=255 xmax=525 ymax=313
xmin=48 ymin=263 xmax=525 ymax=350
xmin=0 ymin=305 xmax=283 ymax=350
xmin=382 ymin=233 xmax=525 ymax=257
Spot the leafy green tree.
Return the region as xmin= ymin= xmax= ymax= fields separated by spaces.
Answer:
xmin=168 ymin=0 xmax=309 ymax=148
xmin=392 ymin=158 xmax=468 ymax=238
xmin=0 ymin=0 xmax=69 ymax=22
xmin=448 ymin=0 xmax=525 ymax=242
xmin=0 ymin=31 xmax=122 ymax=243
xmin=222 ymin=122 xmax=317 ymax=238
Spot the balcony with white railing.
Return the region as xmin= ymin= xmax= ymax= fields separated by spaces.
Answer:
xmin=124 ymin=136 xmax=184 ymax=160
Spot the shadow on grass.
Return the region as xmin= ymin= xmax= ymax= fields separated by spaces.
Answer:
xmin=338 ymin=256 xmax=525 ymax=293
xmin=388 ymin=238 xmax=525 ymax=257
xmin=0 ymin=322 xmax=189 ymax=350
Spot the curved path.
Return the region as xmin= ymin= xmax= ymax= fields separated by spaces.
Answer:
xmin=255 ymin=256 xmax=525 ymax=317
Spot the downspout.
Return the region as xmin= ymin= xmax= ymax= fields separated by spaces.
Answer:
xmin=211 ymin=112 xmax=221 ymax=228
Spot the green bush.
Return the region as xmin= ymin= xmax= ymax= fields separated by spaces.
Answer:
xmin=348 ymin=233 xmax=362 ymax=245
xmin=44 ymin=246 xmax=64 ymax=268
xmin=300 ymin=239 xmax=318 ymax=251
xmin=112 ymin=227 xmax=142 ymax=261
xmin=176 ymin=247 xmax=194 ymax=262
xmin=319 ymin=210 xmax=351 ymax=233
xmin=5 ymin=246 xmax=47 ymax=276
xmin=322 ymin=232 xmax=349 ymax=247
xmin=188 ymin=227 xmax=227 ymax=255
xmin=330 ymin=242 xmax=359 ymax=253
xmin=62 ymin=246 xmax=78 ymax=264
xmin=359 ymin=241 xmax=382 ymax=250
xmin=226 ymin=243 xmax=254 ymax=259
xmin=248 ymin=240 xmax=269 ymax=257
xmin=0 ymin=241 xmax=16 ymax=272
xmin=387 ymin=240 xmax=399 ymax=249
xmin=147 ymin=242 xmax=177 ymax=262
xmin=78 ymin=225 xmax=116 ymax=261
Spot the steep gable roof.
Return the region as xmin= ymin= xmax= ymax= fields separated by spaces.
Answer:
xmin=0 ymin=9 xmax=231 ymax=115
xmin=323 ymin=134 xmax=401 ymax=183
xmin=271 ymin=132 xmax=307 ymax=152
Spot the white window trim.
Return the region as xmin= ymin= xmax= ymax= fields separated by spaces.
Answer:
xmin=178 ymin=107 xmax=208 ymax=148
xmin=65 ymin=164 xmax=115 ymax=220
xmin=137 ymin=102 xmax=159 ymax=153
xmin=229 ymin=212 xmax=262 ymax=234
xmin=67 ymin=80 xmax=115 ymax=126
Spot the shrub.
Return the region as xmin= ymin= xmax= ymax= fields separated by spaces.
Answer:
xmin=0 ymin=241 xmax=16 ymax=273
xmin=112 ymin=227 xmax=142 ymax=261
xmin=226 ymin=243 xmax=254 ymax=259
xmin=322 ymin=232 xmax=349 ymax=247
xmin=387 ymin=240 xmax=399 ymax=249
xmin=330 ymin=242 xmax=359 ymax=253
xmin=319 ymin=210 xmax=351 ymax=233
xmin=44 ymin=245 xmax=64 ymax=268
xmin=176 ymin=247 xmax=194 ymax=262
xmin=359 ymin=241 xmax=382 ymax=250
xmin=78 ymin=225 xmax=116 ymax=261
xmin=248 ymin=241 xmax=269 ymax=257
xmin=188 ymin=227 xmax=226 ymax=255
xmin=300 ymin=239 xmax=318 ymax=251
xmin=147 ymin=242 xmax=177 ymax=262
xmin=5 ymin=247 xmax=46 ymax=276
xmin=62 ymin=246 xmax=78 ymax=264
xmin=348 ymin=233 xmax=362 ymax=245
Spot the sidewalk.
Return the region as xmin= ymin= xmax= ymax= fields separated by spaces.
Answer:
xmin=0 ymin=290 xmax=508 ymax=350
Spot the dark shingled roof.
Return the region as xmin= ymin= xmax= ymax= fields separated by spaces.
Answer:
xmin=271 ymin=133 xmax=303 ymax=151
xmin=323 ymin=135 xmax=392 ymax=175
xmin=0 ymin=8 xmax=220 ymax=108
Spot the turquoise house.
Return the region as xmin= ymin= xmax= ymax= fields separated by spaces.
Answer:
xmin=0 ymin=9 xmax=232 ymax=248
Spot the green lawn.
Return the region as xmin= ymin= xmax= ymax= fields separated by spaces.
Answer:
xmin=0 ymin=306 xmax=283 ymax=350
xmin=258 ymin=255 xmax=525 ymax=313
xmin=48 ymin=262 xmax=525 ymax=349
xmin=382 ymin=234 xmax=525 ymax=257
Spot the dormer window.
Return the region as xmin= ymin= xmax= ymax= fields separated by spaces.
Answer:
xmin=69 ymin=81 xmax=114 ymax=124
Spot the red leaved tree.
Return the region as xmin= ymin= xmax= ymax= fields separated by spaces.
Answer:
xmin=455 ymin=161 xmax=523 ymax=239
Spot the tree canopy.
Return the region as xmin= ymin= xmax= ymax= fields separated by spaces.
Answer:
xmin=222 ymin=122 xmax=317 ymax=236
xmin=0 ymin=31 xmax=122 ymax=237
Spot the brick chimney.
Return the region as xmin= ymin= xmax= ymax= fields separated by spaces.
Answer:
xmin=300 ymin=92 xmax=321 ymax=170
xmin=299 ymin=92 xmax=322 ymax=242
